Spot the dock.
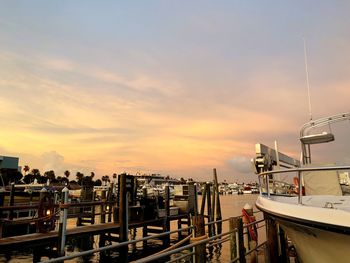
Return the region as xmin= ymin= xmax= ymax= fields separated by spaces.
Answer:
xmin=0 ymin=215 xmax=188 ymax=251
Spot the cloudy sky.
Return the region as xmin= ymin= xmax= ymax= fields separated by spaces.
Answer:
xmin=1 ymin=1 xmax=350 ymax=182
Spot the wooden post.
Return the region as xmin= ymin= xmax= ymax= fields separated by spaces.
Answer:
xmin=266 ymin=215 xmax=279 ymax=263
xmin=278 ymin=224 xmax=289 ymax=263
xmin=206 ymin=183 xmax=213 ymax=237
xmin=194 ymin=183 xmax=198 ymax=217
xmin=213 ymin=168 xmax=222 ymax=235
xmin=100 ymin=190 xmax=106 ymax=224
xmin=119 ymin=173 xmax=128 ymax=262
xmin=91 ymin=191 xmax=96 ymax=224
xmin=107 ymin=183 xmax=114 ymax=223
xmin=142 ymin=225 xmax=148 ymax=248
xmin=36 ymin=188 xmax=48 ymax=233
xmin=237 ymin=216 xmax=246 ymax=263
xmin=33 ymin=247 xmax=41 ymax=263
xmin=142 ymin=186 xmax=148 ymax=248
xmin=99 ymin=233 xmax=107 ymax=261
xmin=0 ymin=192 xmax=4 ymax=238
xmin=164 ymin=184 xmax=170 ymax=247
xmin=58 ymin=187 xmax=69 ymax=256
xmin=206 ymin=183 xmax=213 ymax=256
xmin=142 ymin=186 xmax=147 ymax=221
xmin=229 ymin=217 xmax=238 ymax=261
xmin=193 ymin=215 xmax=206 ymax=263
xmin=9 ymin=183 xmax=15 ymax=220
xmin=200 ymin=183 xmax=207 ymax=215
xmin=211 ymin=179 xmax=216 ymax=236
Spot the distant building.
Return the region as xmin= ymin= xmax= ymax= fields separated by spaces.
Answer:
xmin=0 ymin=156 xmax=21 ymax=186
xmin=0 ymin=155 xmax=19 ymax=170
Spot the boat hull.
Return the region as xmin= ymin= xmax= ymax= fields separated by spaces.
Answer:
xmin=256 ymin=195 xmax=350 ymax=263
xmin=277 ymin=218 xmax=350 ymax=263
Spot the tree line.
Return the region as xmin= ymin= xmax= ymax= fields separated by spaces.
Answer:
xmin=0 ymin=165 xmax=117 ymax=187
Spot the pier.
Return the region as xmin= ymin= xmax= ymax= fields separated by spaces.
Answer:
xmin=0 ymin=171 xmax=296 ymax=262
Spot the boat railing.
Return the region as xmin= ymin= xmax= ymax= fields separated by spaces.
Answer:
xmin=257 ymin=165 xmax=350 ymax=204
xmin=39 ymin=213 xmax=268 ymax=263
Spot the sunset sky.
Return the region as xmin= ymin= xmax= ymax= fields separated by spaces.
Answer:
xmin=1 ymin=1 xmax=350 ymax=182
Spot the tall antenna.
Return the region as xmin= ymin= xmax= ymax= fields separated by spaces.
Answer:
xmin=303 ymin=38 xmax=313 ymax=120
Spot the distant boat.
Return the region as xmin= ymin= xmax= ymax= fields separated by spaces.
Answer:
xmin=253 ymin=112 xmax=350 ymax=263
xmin=242 ymin=186 xmax=252 ymax=194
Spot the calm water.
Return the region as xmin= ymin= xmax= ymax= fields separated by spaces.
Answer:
xmin=2 ymin=194 xmax=262 ymax=263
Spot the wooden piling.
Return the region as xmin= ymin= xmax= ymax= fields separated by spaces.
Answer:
xmin=107 ymin=183 xmax=114 ymax=223
xmin=9 ymin=183 xmax=15 ymax=220
xmin=206 ymin=183 xmax=214 ymax=256
xmin=58 ymin=187 xmax=69 ymax=256
xmin=229 ymin=217 xmax=238 ymax=261
xmin=211 ymin=180 xmax=216 ymax=236
xmin=278 ymin=224 xmax=289 ymax=263
xmin=119 ymin=173 xmax=128 ymax=262
xmin=194 ymin=183 xmax=198 ymax=217
xmin=100 ymin=190 xmax=106 ymax=224
xmin=200 ymin=183 xmax=207 ymax=216
xmin=213 ymin=168 xmax=222 ymax=235
xmin=91 ymin=191 xmax=96 ymax=225
xmin=193 ymin=214 xmax=206 ymax=263
xmin=0 ymin=192 xmax=4 ymax=238
xmin=142 ymin=186 xmax=148 ymax=248
xmin=206 ymin=183 xmax=213 ymax=238
xmin=164 ymin=185 xmax=170 ymax=247
xmin=237 ymin=216 xmax=246 ymax=263
xmin=266 ymin=215 xmax=279 ymax=263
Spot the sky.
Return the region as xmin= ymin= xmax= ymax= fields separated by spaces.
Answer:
xmin=1 ymin=1 xmax=350 ymax=182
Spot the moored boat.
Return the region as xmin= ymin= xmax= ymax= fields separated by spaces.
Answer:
xmin=252 ymin=112 xmax=350 ymax=263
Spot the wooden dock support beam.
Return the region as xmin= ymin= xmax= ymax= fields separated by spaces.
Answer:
xmin=266 ymin=215 xmax=279 ymax=263
xmin=58 ymin=187 xmax=69 ymax=256
xmin=237 ymin=216 xmax=246 ymax=263
xmin=9 ymin=183 xmax=15 ymax=220
xmin=100 ymin=190 xmax=106 ymax=224
xmin=278 ymin=225 xmax=289 ymax=263
xmin=119 ymin=173 xmax=128 ymax=262
xmin=213 ymin=168 xmax=222 ymax=235
xmin=164 ymin=184 xmax=170 ymax=247
xmin=193 ymin=214 xmax=206 ymax=263
xmin=229 ymin=217 xmax=237 ymax=261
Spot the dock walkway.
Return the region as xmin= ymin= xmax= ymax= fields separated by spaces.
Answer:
xmin=0 ymin=215 xmax=187 ymax=251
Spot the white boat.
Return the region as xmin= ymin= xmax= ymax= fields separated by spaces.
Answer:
xmin=242 ymin=186 xmax=252 ymax=194
xmin=252 ymin=112 xmax=350 ymax=263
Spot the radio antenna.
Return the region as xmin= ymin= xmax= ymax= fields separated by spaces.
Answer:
xmin=303 ymin=38 xmax=313 ymax=120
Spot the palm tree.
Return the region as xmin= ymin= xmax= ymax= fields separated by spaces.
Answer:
xmin=76 ymin=172 xmax=84 ymax=185
xmin=44 ymin=170 xmax=56 ymax=184
xmin=23 ymin=165 xmax=30 ymax=175
xmin=64 ymin=170 xmax=70 ymax=180
xmin=31 ymin=169 xmax=41 ymax=183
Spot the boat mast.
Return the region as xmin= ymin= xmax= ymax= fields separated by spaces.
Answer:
xmin=303 ymin=38 xmax=313 ymax=121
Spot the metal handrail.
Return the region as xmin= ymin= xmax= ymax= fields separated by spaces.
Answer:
xmin=134 ymin=230 xmax=234 ymax=263
xmin=40 ymin=224 xmax=195 ymax=263
xmin=258 ymin=165 xmax=350 ymax=176
xmin=40 ymin=215 xmax=267 ymax=263
xmin=258 ymin=165 xmax=350 ymax=204
xmin=300 ymin=112 xmax=350 ymax=137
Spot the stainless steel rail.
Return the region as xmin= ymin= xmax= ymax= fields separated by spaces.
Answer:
xmin=258 ymin=165 xmax=350 ymax=204
xmin=40 ymin=225 xmax=194 ymax=263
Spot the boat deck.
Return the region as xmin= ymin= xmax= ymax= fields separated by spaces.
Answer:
xmin=270 ymin=195 xmax=350 ymax=212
